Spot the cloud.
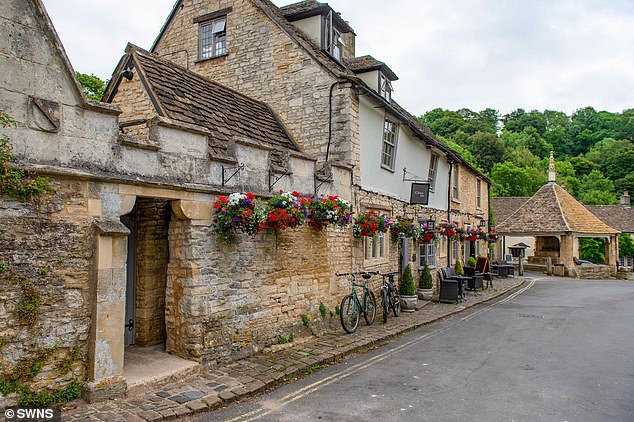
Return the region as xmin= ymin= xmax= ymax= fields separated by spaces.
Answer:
xmin=41 ymin=0 xmax=634 ymax=115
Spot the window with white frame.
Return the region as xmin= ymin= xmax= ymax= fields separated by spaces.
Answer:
xmin=476 ymin=179 xmax=482 ymax=209
xmin=199 ymin=17 xmax=227 ymax=60
xmin=428 ymin=153 xmax=439 ymax=192
xmin=419 ymin=242 xmax=436 ymax=268
xmin=379 ymin=73 xmax=392 ymax=102
xmin=381 ymin=119 xmax=398 ymax=170
xmin=365 ymin=232 xmax=388 ymax=261
xmin=452 ymin=165 xmax=460 ymax=200
xmin=324 ymin=11 xmax=344 ymax=62
xmin=452 ymin=240 xmax=458 ymax=264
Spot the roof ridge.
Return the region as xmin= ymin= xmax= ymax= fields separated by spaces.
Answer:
xmin=551 ymin=183 xmax=572 ymax=231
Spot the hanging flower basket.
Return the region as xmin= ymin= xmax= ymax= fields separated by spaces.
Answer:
xmin=456 ymin=227 xmax=468 ymax=242
xmin=264 ymin=191 xmax=307 ymax=232
xmin=488 ymin=229 xmax=500 ymax=242
xmin=389 ymin=218 xmax=417 ymax=242
xmin=307 ymin=195 xmax=352 ymax=232
xmin=353 ymin=210 xmax=391 ymax=238
xmin=421 ymin=230 xmax=436 ymax=243
xmin=440 ymin=222 xmax=458 ymax=239
xmin=466 ymin=227 xmax=478 ymax=242
xmin=477 ymin=228 xmax=488 ymax=240
xmin=213 ymin=192 xmax=265 ymax=240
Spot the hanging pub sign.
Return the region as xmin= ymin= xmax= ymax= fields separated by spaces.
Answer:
xmin=410 ymin=182 xmax=430 ymax=205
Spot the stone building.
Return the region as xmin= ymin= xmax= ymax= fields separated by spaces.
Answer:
xmin=496 ymin=155 xmax=619 ymax=278
xmin=142 ymin=0 xmax=491 ymax=278
xmin=0 ymin=0 xmax=491 ymax=405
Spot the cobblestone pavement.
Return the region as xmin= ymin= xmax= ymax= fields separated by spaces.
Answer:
xmin=62 ymin=277 xmax=527 ymax=421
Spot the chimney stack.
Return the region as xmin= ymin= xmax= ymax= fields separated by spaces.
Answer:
xmin=620 ymin=191 xmax=630 ymax=207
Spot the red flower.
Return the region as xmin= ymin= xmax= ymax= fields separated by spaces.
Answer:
xmin=246 ymin=192 xmax=255 ymax=200
xmin=219 ymin=196 xmax=228 ymax=203
xmin=214 ymin=201 xmax=221 ymax=209
xmin=292 ymin=191 xmax=300 ymax=197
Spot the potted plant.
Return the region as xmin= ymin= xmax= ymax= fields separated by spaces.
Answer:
xmin=418 ymin=263 xmax=433 ymax=301
xmin=454 ymin=259 xmax=464 ymax=276
xmin=466 ymin=256 xmax=476 ymax=269
xmin=400 ymin=264 xmax=417 ymax=312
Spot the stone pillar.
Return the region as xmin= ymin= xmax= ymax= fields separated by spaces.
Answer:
xmin=85 ymin=220 xmax=130 ymax=402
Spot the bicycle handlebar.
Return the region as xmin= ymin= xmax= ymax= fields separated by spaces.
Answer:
xmin=380 ymin=271 xmax=399 ymax=277
xmin=336 ymin=271 xmax=380 ymax=277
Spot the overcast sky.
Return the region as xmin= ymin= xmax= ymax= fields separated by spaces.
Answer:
xmin=42 ymin=0 xmax=634 ymax=116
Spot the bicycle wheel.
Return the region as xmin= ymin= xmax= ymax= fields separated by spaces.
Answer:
xmin=391 ymin=289 xmax=401 ymax=317
xmin=381 ymin=289 xmax=388 ymax=323
xmin=363 ymin=290 xmax=377 ymax=326
xmin=340 ymin=294 xmax=360 ymax=334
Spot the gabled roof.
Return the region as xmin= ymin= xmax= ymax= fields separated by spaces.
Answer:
xmin=497 ymin=183 xmax=619 ymax=235
xmin=280 ymin=0 xmax=355 ymax=33
xmin=346 ymin=55 xmax=398 ymax=81
xmin=491 ymin=197 xmax=529 ymax=225
xmin=107 ymin=45 xmax=299 ymax=152
xmin=148 ymin=0 xmax=486 ymax=180
xmin=586 ymin=205 xmax=634 ymax=234
xmin=21 ymin=0 xmax=119 ymax=114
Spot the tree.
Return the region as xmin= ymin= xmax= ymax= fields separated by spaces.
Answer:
xmin=490 ymin=162 xmax=545 ymax=197
xmin=615 ymin=172 xmax=634 ymax=195
xmin=502 ymin=109 xmax=547 ymax=135
xmin=504 ymin=146 xmax=540 ymax=169
xmin=577 ymin=170 xmax=617 ymax=204
xmin=75 ymin=72 xmax=107 ymax=101
xmin=467 ymin=131 xmax=505 ymax=174
xmin=579 ymin=238 xmax=605 ymax=264
xmin=619 ymin=234 xmax=634 ymax=258
xmin=569 ymin=156 xmax=600 ymax=177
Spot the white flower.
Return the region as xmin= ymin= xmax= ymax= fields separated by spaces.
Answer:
xmin=228 ymin=192 xmax=245 ymax=205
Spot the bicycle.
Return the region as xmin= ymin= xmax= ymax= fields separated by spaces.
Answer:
xmin=379 ymin=272 xmax=401 ymax=323
xmin=336 ymin=271 xmax=378 ymax=334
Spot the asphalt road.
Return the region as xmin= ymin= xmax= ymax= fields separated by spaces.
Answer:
xmin=196 ymin=276 xmax=634 ymax=422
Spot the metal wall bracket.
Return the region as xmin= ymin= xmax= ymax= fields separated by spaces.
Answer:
xmin=269 ymin=169 xmax=289 ymax=192
xmin=402 ymin=167 xmax=428 ymax=183
xmin=222 ymin=163 xmax=244 ymax=186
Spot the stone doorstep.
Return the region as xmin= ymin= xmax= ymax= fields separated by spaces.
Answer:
xmin=64 ymin=278 xmax=526 ymax=421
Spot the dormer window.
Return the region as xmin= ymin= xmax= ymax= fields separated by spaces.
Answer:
xmin=323 ymin=11 xmax=344 ymax=62
xmin=197 ymin=11 xmax=228 ymax=60
xmin=379 ymin=73 xmax=392 ymax=101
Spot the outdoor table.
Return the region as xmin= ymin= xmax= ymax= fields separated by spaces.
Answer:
xmin=454 ymin=275 xmax=470 ymax=302
xmin=492 ymin=264 xmax=513 ymax=277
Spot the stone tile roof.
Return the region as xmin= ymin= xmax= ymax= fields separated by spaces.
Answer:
xmin=491 ymin=197 xmax=529 ymax=225
xmin=586 ymin=205 xmax=634 ymax=234
xmin=280 ymin=0 xmax=354 ymax=33
xmin=127 ymin=45 xmax=299 ymax=152
xmin=346 ymin=55 xmax=398 ymax=81
xmin=497 ymin=183 xmax=619 ymax=235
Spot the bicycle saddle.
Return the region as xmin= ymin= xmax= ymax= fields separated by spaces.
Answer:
xmin=361 ymin=273 xmax=372 ymax=280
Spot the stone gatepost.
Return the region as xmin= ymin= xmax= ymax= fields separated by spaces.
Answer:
xmin=85 ymin=219 xmax=130 ymax=402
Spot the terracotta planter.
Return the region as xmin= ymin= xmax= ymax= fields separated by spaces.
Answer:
xmin=400 ymin=294 xmax=417 ymax=312
xmin=418 ymin=288 xmax=433 ymax=301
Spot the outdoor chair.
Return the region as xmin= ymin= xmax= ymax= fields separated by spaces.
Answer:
xmin=464 ymin=266 xmax=483 ymax=293
xmin=438 ymin=270 xmax=460 ymax=303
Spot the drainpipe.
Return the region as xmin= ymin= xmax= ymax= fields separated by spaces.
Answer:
xmin=447 ymin=160 xmax=453 ymax=261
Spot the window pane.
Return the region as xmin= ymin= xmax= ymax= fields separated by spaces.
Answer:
xmin=213 ymin=19 xmax=226 ymax=33
xmin=379 ymin=233 xmax=384 ymax=258
xmin=372 ymin=236 xmax=378 ymax=258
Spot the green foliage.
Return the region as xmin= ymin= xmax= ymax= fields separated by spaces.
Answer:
xmin=16 ymin=380 xmax=81 ymax=406
xmin=15 ymin=280 xmax=41 ymax=325
xmin=419 ymin=263 xmax=433 ymax=289
xmin=491 ymin=162 xmax=545 ymax=197
xmin=301 ymin=314 xmax=310 ymax=327
xmin=578 ymin=170 xmax=618 ymax=205
xmin=619 ymin=234 xmax=634 ymax=258
xmin=454 ymin=259 xmax=464 ymax=276
xmin=579 ymin=238 xmax=606 ymax=264
xmin=0 ymin=261 xmax=7 ymax=274
xmin=1 ymin=111 xmax=53 ymax=201
xmin=277 ymin=332 xmax=294 ymax=344
xmin=467 ymin=256 xmax=476 ymax=267
xmin=75 ymin=72 xmax=107 ymax=101
xmin=569 ymin=156 xmax=600 ymax=177
xmin=319 ymin=302 xmax=327 ymax=319
xmin=467 ymin=132 xmax=505 ymax=174
xmin=615 ymin=172 xmax=634 ymax=196
xmin=399 ymin=264 xmax=416 ymax=296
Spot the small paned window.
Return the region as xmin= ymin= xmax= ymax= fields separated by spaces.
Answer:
xmin=365 ymin=232 xmax=387 ymax=261
xmin=428 ymin=153 xmax=439 ymax=192
xmin=199 ymin=17 xmax=227 ymax=60
xmin=452 ymin=240 xmax=458 ymax=263
xmin=452 ymin=165 xmax=460 ymax=200
xmin=381 ymin=119 xmax=398 ymax=170
xmin=379 ymin=73 xmax=392 ymax=102
xmin=419 ymin=242 xmax=436 ymax=269
xmin=476 ymin=179 xmax=482 ymax=209
xmin=324 ymin=11 xmax=344 ymax=62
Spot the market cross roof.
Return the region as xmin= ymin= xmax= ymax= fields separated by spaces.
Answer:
xmin=496 ymin=183 xmax=619 ymax=235
xmin=108 ymin=44 xmax=299 ymax=152
xmin=491 ymin=197 xmax=529 ymax=226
